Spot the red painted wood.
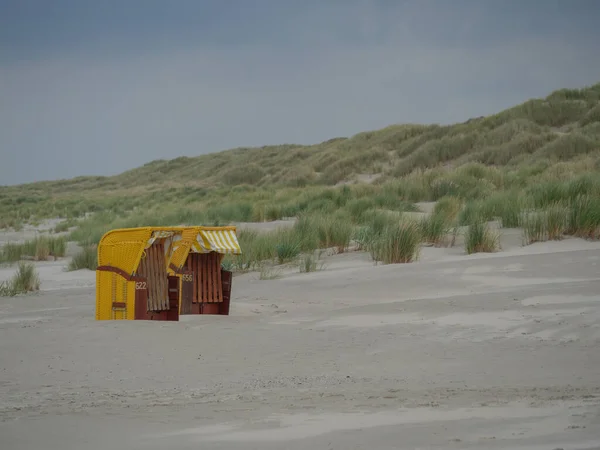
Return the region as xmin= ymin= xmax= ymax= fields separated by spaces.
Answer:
xmin=219 ymin=269 xmax=232 ymax=315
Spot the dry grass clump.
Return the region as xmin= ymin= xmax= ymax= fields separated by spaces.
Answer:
xmin=567 ymin=195 xmax=600 ymax=239
xmin=419 ymin=211 xmax=452 ymax=246
xmin=481 ymin=191 xmax=527 ymax=228
xmin=458 ymin=191 xmax=528 ymax=229
xmin=521 ymin=211 xmax=546 ymax=244
xmin=258 ymin=264 xmax=283 ymax=280
xmin=432 ymin=196 xmax=463 ymax=222
xmin=545 ymin=204 xmax=568 ymax=240
xmin=298 ymin=250 xmax=326 ymax=273
xmin=370 ymin=218 xmax=422 ymax=264
xmin=0 ymin=262 xmax=40 ymax=296
xmin=521 ymin=204 xmax=569 ymax=244
xmin=464 ymin=221 xmax=500 ymax=254
xmin=520 ymin=183 xmax=600 ymax=245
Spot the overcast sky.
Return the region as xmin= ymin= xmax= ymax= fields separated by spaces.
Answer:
xmin=1 ymin=0 xmax=599 ymax=186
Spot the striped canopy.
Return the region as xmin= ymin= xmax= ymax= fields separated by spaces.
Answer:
xmin=191 ymin=228 xmax=242 ymax=254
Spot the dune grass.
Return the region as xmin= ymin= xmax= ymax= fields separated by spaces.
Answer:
xmin=521 ymin=192 xmax=600 ymax=245
xmin=53 ymin=218 xmax=79 ymax=233
xmin=0 ymin=236 xmax=67 ymax=264
xmin=202 ymin=168 xmax=599 ymax=269
xmin=521 ymin=203 xmax=569 ymax=244
xmin=258 ymin=264 xmax=283 ymax=280
xmin=0 ymin=262 xmax=40 ymax=296
xmin=521 ymin=211 xmax=547 ymax=244
xmin=1 ymin=82 xmax=600 ymax=272
xmin=298 ymin=250 xmax=326 ymax=273
xmin=369 ymin=218 xmax=422 ymax=264
xmin=274 ymin=230 xmax=301 ymax=264
xmin=567 ymin=195 xmax=600 ymax=239
xmin=465 ymin=221 xmax=500 ymax=254
xmin=419 ymin=210 xmax=452 ymax=246
xmin=432 ymin=196 xmax=463 ymax=222
xmin=67 ymin=246 xmax=98 ymax=271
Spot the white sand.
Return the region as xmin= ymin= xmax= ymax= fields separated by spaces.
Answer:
xmin=1 ymin=223 xmax=600 ymax=450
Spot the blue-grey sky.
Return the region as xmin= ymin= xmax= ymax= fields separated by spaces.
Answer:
xmin=1 ymin=0 xmax=599 ymax=186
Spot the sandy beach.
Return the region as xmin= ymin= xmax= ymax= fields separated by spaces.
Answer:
xmin=1 ymin=224 xmax=600 ymax=450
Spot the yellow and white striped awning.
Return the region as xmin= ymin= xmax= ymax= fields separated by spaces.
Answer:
xmin=168 ymin=227 xmax=242 ymax=270
xmin=190 ymin=229 xmax=241 ymax=255
xmin=144 ymin=230 xmax=177 ymax=249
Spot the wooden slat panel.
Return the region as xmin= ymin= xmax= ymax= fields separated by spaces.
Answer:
xmin=137 ymin=251 xmax=149 ymax=311
xmin=202 ymin=253 xmax=209 ymax=302
xmin=137 ymin=241 xmax=170 ymax=312
xmin=192 ymin=254 xmax=197 ymax=303
xmin=208 ymin=252 xmax=214 ymax=303
xmin=184 ymin=252 xmax=226 ymax=306
xmin=210 ymin=253 xmax=216 ymax=302
xmin=180 ymin=271 xmax=193 ymax=314
xmin=135 ymin=278 xmax=148 ymax=319
xmin=167 ymin=275 xmax=180 ymax=322
xmin=157 ymin=242 xmax=167 ymax=310
xmin=156 ymin=244 xmax=163 ymax=309
xmin=200 ymin=254 xmax=209 ymax=303
xmin=198 ymin=253 xmax=204 ymax=302
xmin=212 ymin=252 xmax=217 ymax=302
xmin=149 ymin=245 xmax=156 ymax=310
xmin=188 ymin=256 xmax=197 ymax=304
xmin=151 ymin=244 xmax=158 ymax=310
xmin=220 ymin=269 xmax=232 ymax=315
xmin=195 ymin=254 xmax=200 ymax=303
xmin=145 ymin=246 xmax=153 ymax=310
xmin=216 ymin=254 xmax=222 ymax=302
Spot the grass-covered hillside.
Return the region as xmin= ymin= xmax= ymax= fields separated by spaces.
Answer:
xmin=1 ymin=82 xmax=600 ymax=273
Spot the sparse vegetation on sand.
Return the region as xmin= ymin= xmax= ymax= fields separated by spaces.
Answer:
xmin=419 ymin=210 xmax=452 ymax=247
xmin=465 ymin=221 xmax=500 ymax=254
xmin=298 ymin=250 xmax=326 ymax=273
xmin=67 ymin=246 xmax=98 ymax=271
xmin=0 ymin=262 xmax=40 ymax=296
xmin=2 ymin=82 xmax=600 ymax=271
xmin=0 ymin=236 xmax=67 ymax=264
